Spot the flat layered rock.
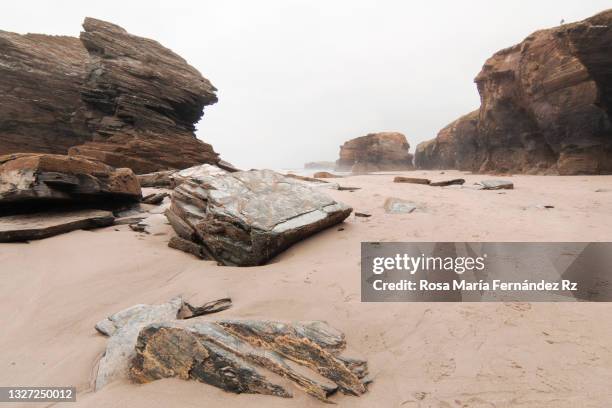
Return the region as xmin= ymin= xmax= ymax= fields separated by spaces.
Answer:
xmin=0 ymin=209 xmax=114 ymax=242
xmin=393 ymin=176 xmax=431 ymax=185
xmin=430 ymin=178 xmax=465 ymax=187
xmin=166 ymin=169 xmax=352 ymax=266
xmin=137 ymin=164 xmax=227 ymax=188
xmin=0 ymin=153 xmax=141 ymax=213
xmin=313 ymin=171 xmax=341 ymax=178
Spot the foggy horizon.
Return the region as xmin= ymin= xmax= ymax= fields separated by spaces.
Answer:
xmin=4 ymin=0 xmax=610 ymax=169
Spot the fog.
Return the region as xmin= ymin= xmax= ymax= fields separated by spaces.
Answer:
xmin=4 ymin=1 xmax=610 ymax=169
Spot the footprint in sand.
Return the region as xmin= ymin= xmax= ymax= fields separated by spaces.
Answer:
xmin=426 ymin=357 xmax=456 ymax=382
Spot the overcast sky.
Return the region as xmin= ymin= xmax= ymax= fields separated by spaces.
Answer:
xmin=4 ymin=1 xmax=611 ymax=169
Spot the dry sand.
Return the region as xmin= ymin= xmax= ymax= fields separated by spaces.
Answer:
xmin=1 ymin=170 xmax=612 ymax=407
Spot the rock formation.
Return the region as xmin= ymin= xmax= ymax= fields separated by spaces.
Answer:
xmin=0 ymin=153 xmax=141 ymax=213
xmin=0 ymin=18 xmax=220 ymax=174
xmin=336 ymin=132 xmax=414 ymax=172
xmin=94 ymin=298 xmax=369 ymax=402
xmin=165 ymin=169 xmax=352 ymax=266
xmin=415 ymin=10 xmax=612 ymax=175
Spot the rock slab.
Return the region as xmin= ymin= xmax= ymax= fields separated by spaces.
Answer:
xmin=166 ymin=169 xmax=352 ymax=266
xmin=0 ymin=209 xmax=114 ymax=242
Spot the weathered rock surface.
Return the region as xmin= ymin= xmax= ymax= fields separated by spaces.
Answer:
xmin=95 ymin=297 xmax=232 ymax=390
xmin=95 ymin=299 xmax=368 ymax=402
xmin=141 ymin=192 xmax=169 ymax=205
xmin=384 ymin=198 xmax=417 ymax=214
xmin=336 ymin=132 xmax=414 ymax=172
xmin=0 ymin=209 xmax=114 ymax=242
xmin=415 ymin=10 xmax=612 ymax=175
xmin=0 ymin=18 xmax=221 ymax=174
xmin=0 ymin=153 xmax=141 ymax=213
xmin=166 ymin=170 xmax=352 ymax=266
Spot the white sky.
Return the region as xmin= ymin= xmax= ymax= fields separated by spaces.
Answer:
xmin=3 ymin=1 xmax=610 ymax=169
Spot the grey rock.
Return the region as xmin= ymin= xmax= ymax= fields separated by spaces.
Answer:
xmin=95 ymin=297 xmax=184 ymax=390
xmin=137 ymin=164 xmax=228 ymax=188
xmin=478 ymin=180 xmax=514 ymax=190
xmin=384 ymin=198 xmax=417 ymax=214
xmin=0 ymin=209 xmax=114 ymax=242
xmin=165 ymin=169 xmax=352 ymax=266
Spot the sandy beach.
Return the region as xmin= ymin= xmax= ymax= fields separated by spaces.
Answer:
xmin=1 ymin=170 xmax=612 ymax=407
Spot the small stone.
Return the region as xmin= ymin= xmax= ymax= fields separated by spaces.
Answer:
xmin=479 ymin=180 xmax=514 ymax=190
xmin=384 ymin=198 xmax=417 ymax=214
xmin=141 ymin=192 xmax=169 ymax=205
xmin=355 ymin=212 xmax=371 ymax=218
xmin=313 ymin=171 xmax=341 ymax=179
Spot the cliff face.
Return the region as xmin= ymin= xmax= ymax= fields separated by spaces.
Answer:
xmin=415 ymin=9 xmax=612 ymax=175
xmin=336 ymin=132 xmax=414 ymax=172
xmin=0 ymin=18 xmax=219 ymax=174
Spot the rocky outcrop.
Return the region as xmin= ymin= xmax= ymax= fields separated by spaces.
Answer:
xmin=95 ymin=297 xmax=232 ymax=389
xmin=0 ymin=18 xmax=220 ymax=174
xmin=166 ymin=169 xmax=352 ymax=266
xmin=95 ymin=299 xmax=369 ymax=402
xmin=0 ymin=153 xmax=141 ymax=213
xmin=336 ymin=132 xmax=414 ymax=172
xmin=415 ymin=10 xmax=612 ymax=175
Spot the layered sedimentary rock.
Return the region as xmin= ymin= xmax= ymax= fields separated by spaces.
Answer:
xmin=0 ymin=153 xmax=141 ymax=213
xmin=165 ymin=169 xmax=352 ymax=266
xmin=336 ymin=132 xmax=414 ymax=172
xmin=416 ymin=10 xmax=612 ymax=175
xmin=0 ymin=18 xmax=220 ymax=174
xmin=95 ymin=299 xmax=368 ymax=402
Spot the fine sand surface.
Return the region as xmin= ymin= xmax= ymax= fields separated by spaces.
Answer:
xmin=1 ymin=170 xmax=612 ymax=407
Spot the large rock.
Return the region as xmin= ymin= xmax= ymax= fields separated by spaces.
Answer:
xmin=336 ymin=132 xmax=414 ymax=172
xmin=95 ymin=299 xmax=369 ymax=402
xmin=415 ymin=10 xmax=612 ymax=175
xmin=165 ymin=169 xmax=352 ymax=266
xmin=0 ymin=153 xmax=141 ymax=213
xmin=0 ymin=18 xmax=220 ymax=174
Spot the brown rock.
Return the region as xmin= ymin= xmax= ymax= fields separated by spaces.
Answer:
xmin=0 ymin=18 xmax=221 ymax=174
xmin=429 ymin=178 xmax=465 ymax=187
xmin=336 ymin=132 xmax=414 ymax=172
xmin=0 ymin=153 xmax=141 ymax=213
xmin=141 ymin=192 xmax=169 ymax=205
xmin=168 ymin=236 xmax=209 ymax=259
xmin=393 ymin=176 xmax=431 ymax=184
xmin=415 ymin=10 xmax=612 ymax=175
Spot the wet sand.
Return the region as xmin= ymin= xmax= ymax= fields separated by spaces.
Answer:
xmin=1 ymin=170 xmax=612 ymax=407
